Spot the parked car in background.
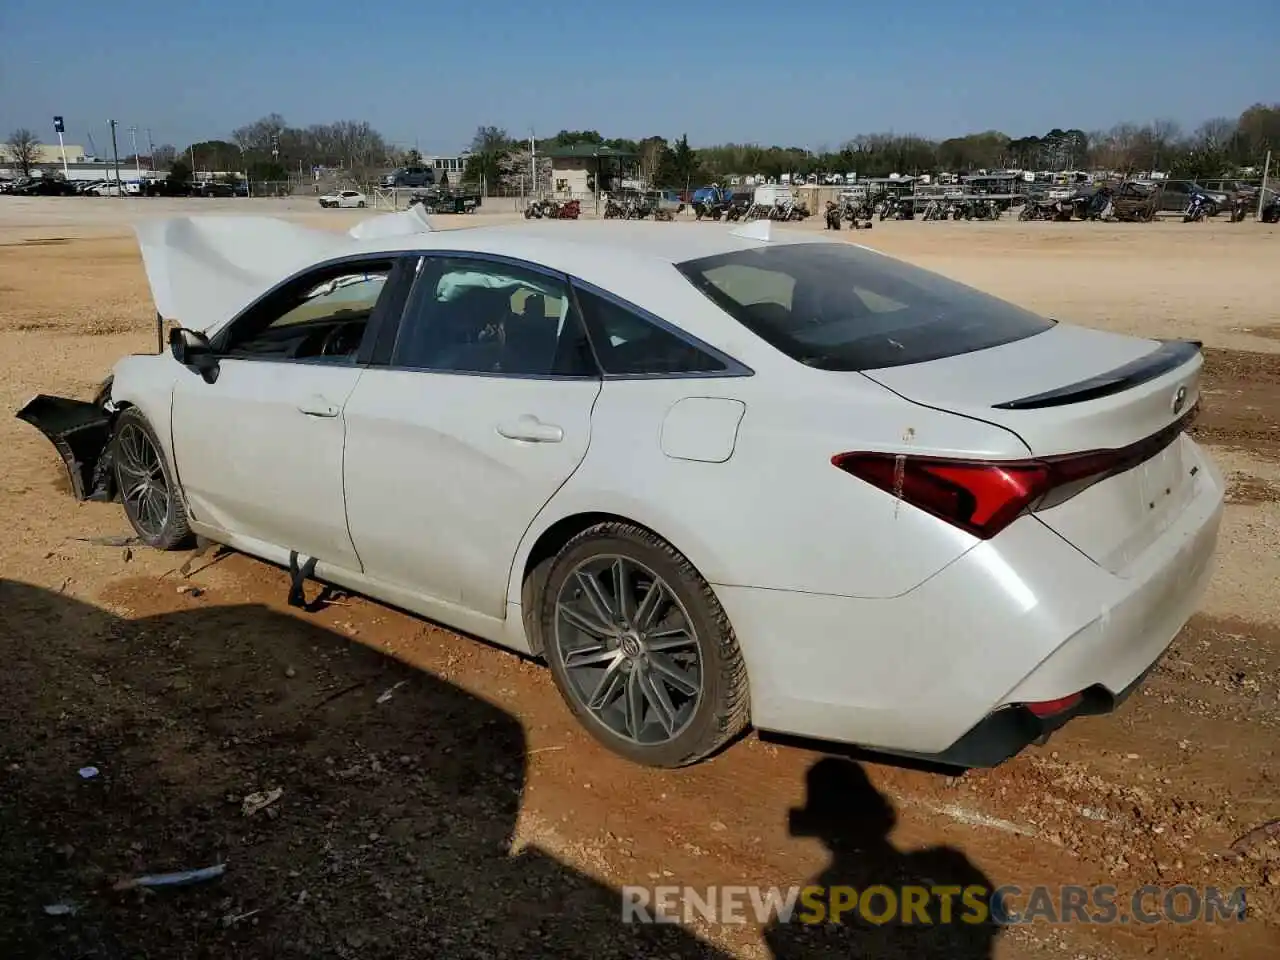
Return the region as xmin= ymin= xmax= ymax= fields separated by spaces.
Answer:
xmin=6 ymin=177 xmax=78 ymax=196
xmin=381 ymin=166 xmax=435 ymax=188
xmin=1202 ymin=178 xmax=1258 ymax=205
xmin=319 ymin=189 xmax=367 ymax=209
xmin=1157 ymin=179 xmax=1228 ymax=215
xmin=191 ymin=181 xmax=237 ymax=199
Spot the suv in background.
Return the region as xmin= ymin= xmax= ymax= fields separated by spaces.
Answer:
xmin=1203 ymin=178 xmax=1258 ymax=204
xmin=381 ymin=166 xmax=435 ymax=188
xmin=1157 ymin=179 xmax=1229 ymax=215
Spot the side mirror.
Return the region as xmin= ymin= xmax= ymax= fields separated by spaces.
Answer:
xmin=169 ymin=327 xmax=219 ymax=380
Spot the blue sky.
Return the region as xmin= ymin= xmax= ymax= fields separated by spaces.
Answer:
xmin=0 ymin=0 xmax=1272 ymax=154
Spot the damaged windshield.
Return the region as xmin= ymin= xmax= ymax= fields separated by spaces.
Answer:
xmin=674 ymin=242 xmax=1053 ymax=370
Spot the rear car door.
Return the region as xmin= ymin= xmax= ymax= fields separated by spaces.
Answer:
xmin=170 ymin=255 xmax=410 ymax=570
xmin=341 ymin=254 xmax=601 ymax=618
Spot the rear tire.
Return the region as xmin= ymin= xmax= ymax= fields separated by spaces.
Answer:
xmin=112 ymin=408 xmax=194 ymax=551
xmin=539 ymin=522 xmax=750 ymax=768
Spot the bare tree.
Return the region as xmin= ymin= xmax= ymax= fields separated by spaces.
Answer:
xmin=1189 ymin=118 xmax=1235 ymax=158
xmin=5 ymin=128 xmax=41 ymax=176
xmin=232 ymin=113 xmax=288 ymax=154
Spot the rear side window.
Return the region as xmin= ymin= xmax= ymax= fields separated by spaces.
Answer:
xmin=675 ymin=242 xmax=1054 ymax=370
xmin=574 ymin=286 xmax=729 ymax=376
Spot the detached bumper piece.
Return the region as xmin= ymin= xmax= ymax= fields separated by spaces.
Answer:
xmin=15 ymin=394 xmax=117 ymax=502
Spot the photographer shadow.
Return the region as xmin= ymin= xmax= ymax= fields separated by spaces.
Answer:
xmin=766 ymin=757 xmax=999 ymax=959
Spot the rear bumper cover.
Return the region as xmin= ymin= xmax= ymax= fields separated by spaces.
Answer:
xmin=716 ymin=441 xmax=1225 ymax=766
xmin=15 ymin=393 xmax=117 ymax=501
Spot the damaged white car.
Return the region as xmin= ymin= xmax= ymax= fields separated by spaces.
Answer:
xmin=17 ymin=210 xmax=1224 ymax=769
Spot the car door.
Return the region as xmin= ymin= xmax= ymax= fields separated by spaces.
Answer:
xmin=341 ymin=254 xmax=602 ymax=618
xmin=170 ymin=255 xmax=410 ymax=570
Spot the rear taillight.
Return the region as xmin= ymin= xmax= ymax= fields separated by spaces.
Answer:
xmin=832 ymin=453 xmax=1054 ymax=538
xmin=833 ymin=406 xmax=1196 ymax=539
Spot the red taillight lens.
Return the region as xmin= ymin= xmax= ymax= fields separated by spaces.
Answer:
xmin=831 ymin=453 xmax=1053 ymax=539
xmin=1024 ymin=692 xmax=1084 ymax=718
xmin=833 ymin=409 xmax=1195 ymax=539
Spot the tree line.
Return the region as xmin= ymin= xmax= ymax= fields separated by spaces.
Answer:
xmin=471 ymin=104 xmax=1278 ymax=188
xmin=7 ymin=103 xmax=1278 ymax=185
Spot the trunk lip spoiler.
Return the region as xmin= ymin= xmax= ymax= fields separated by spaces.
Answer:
xmin=991 ymin=339 xmax=1202 ymax=411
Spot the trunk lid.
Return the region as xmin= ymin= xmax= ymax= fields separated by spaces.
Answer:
xmin=862 ymin=325 xmax=1203 ymax=574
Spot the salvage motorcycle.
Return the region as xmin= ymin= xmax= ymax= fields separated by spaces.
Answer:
xmin=921 ymin=199 xmax=948 ymax=221
xmin=1182 ymin=194 xmax=1213 ymax=223
xmin=693 ymin=200 xmax=726 ymax=221
xmin=878 ymin=197 xmax=913 ymax=220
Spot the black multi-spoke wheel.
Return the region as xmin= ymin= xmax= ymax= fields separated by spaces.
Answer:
xmin=540 ymin=522 xmax=750 ymax=767
xmin=112 ymin=408 xmax=193 ymax=550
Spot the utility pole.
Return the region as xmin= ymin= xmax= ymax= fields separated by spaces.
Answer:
xmin=53 ymin=116 xmax=69 ymax=176
xmin=129 ymin=125 xmax=141 ymax=178
xmin=108 ymin=120 xmax=122 ymax=197
xmin=1258 ymin=151 xmax=1272 ymax=221
xmin=530 ymin=126 xmax=536 ymax=198
xmin=146 ymin=128 xmax=155 ymax=169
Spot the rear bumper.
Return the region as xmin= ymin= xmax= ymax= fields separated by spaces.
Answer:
xmin=718 ymin=441 xmax=1225 ymax=765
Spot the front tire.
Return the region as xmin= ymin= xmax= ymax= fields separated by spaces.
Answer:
xmin=112 ymin=408 xmax=194 ymax=551
xmin=539 ymin=522 xmax=750 ymax=767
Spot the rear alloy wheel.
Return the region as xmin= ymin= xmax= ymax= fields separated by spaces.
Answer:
xmin=112 ymin=408 xmax=194 ymax=551
xmin=540 ymin=522 xmax=750 ymax=767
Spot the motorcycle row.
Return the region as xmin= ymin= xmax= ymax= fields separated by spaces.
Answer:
xmin=823 ymin=199 xmax=875 ymax=230
xmin=603 ymin=196 xmax=676 ymax=221
xmin=692 ymin=197 xmax=813 ymax=223
xmin=524 ymin=198 xmax=582 ymax=220
xmin=915 ymin=197 xmax=1002 ymax=221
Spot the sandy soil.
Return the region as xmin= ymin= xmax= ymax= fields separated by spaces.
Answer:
xmin=1 ymin=197 xmax=1278 ymax=959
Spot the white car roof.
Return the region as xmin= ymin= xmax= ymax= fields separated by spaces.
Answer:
xmin=134 ymin=212 xmax=841 ymax=358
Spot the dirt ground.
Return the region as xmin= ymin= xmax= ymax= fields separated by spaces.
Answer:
xmin=1 ymin=197 xmax=1278 ymax=959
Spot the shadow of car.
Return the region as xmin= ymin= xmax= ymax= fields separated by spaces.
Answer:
xmin=0 ymin=579 xmax=732 ymax=958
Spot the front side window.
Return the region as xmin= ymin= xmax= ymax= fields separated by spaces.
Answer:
xmin=393 ymin=258 xmax=596 ymax=377
xmin=675 ymin=242 xmax=1053 ymax=370
xmin=220 ymin=262 xmax=392 ymax=363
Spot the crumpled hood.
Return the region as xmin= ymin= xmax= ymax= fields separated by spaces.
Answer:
xmin=134 ymin=206 xmax=434 ymax=334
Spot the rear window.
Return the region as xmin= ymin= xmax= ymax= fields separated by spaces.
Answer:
xmin=674 ymin=242 xmax=1054 ymax=370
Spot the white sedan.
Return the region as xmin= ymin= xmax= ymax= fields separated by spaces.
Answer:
xmin=319 ymin=189 xmax=366 ymax=209
xmin=17 ymin=210 xmax=1224 ymax=769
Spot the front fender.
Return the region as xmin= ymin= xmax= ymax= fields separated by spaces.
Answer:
xmin=15 ymin=382 xmax=118 ymax=502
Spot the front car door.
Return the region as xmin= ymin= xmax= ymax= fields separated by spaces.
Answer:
xmin=171 ymin=255 xmax=412 ymax=570
xmin=341 ymin=254 xmax=601 ymax=618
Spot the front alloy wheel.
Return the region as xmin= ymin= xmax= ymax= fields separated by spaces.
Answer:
xmin=113 ymin=408 xmax=193 ymax=550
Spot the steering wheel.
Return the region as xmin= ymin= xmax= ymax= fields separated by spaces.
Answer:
xmin=319 ymin=322 xmax=362 ymax=358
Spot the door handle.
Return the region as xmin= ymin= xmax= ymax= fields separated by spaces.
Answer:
xmin=496 ymin=415 xmax=564 ymax=443
xmin=298 ymin=395 xmax=340 ymax=418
